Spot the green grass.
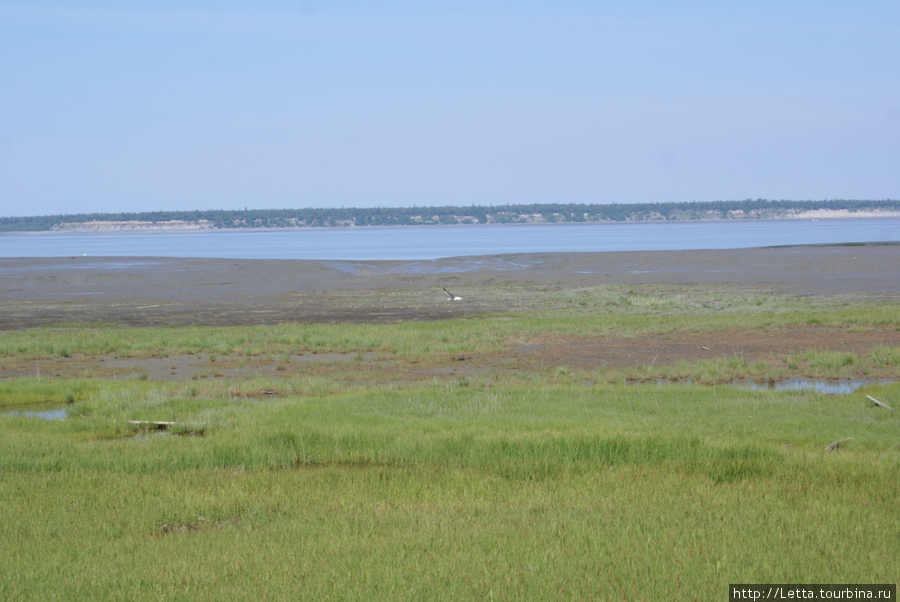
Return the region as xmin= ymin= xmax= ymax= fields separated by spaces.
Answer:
xmin=2 ymin=378 xmax=898 ymax=598
xmin=1 ymin=289 xmax=898 ymax=599
xmin=0 ymin=378 xmax=109 ymax=405
xmin=3 ymin=463 xmax=896 ymax=599
xmin=2 ymin=286 xmax=897 ymax=364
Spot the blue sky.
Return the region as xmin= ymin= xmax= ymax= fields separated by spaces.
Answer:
xmin=1 ymin=2 xmax=898 ymax=217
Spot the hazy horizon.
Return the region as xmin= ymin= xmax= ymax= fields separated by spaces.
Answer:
xmin=2 ymin=2 xmax=898 ymax=218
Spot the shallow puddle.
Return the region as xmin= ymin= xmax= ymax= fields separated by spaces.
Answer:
xmin=646 ymin=377 xmax=896 ymax=395
xmin=3 ymin=404 xmax=68 ymax=420
xmin=732 ymin=378 xmax=896 ymax=395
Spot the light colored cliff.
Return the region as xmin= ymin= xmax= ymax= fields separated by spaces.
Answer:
xmin=51 ymin=220 xmax=216 ymax=232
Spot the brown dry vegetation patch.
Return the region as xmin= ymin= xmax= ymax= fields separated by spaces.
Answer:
xmin=6 ymin=326 xmax=898 ymax=385
xmin=510 ymin=326 xmax=900 ymax=371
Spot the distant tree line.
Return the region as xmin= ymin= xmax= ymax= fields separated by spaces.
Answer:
xmin=1 ymin=199 xmax=899 ymax=232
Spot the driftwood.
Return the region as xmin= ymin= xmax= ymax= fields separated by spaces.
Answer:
xmin=866 ymin=395 xmax=892 ymax=410
xmin=128 ymin=420 xmax=204 ymax=435
xmin=128 ymin=420 xmax=206 ymax=436
xmin=825 ymin=437 xmax=852 ymax=451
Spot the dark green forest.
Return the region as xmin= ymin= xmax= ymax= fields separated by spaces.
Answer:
xmin=2 ymin=199 xmax=898 ymax=232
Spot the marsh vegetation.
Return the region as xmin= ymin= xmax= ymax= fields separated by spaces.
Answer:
xmin=1 ymin=284 xmax=898 ymax=599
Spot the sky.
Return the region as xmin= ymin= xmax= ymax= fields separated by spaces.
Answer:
xmin=1 ymin=1 xmax=898 ymax=217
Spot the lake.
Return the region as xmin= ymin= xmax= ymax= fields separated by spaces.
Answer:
xmin=1 ymin=219 xmax=898 ymax=260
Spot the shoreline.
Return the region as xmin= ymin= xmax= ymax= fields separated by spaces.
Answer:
xmin=4 ymin=213 xmax=900 ymax=234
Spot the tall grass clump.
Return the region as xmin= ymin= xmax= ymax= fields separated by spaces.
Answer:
xmin=871 ymin=345 xmax=900 ymax=366
xmin=0 ymin=378 xmax=105 ymax=407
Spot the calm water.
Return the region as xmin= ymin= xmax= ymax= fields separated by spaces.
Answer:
xmin=1 ymin=219 xmax=898 ymax=260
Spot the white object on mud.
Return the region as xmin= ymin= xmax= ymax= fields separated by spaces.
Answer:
xmin=442 ymin=287 xmax=462 ymax=301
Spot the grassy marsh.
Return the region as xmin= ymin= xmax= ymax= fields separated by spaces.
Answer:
xmin=2 ymin=285 xmax=898 ymax=599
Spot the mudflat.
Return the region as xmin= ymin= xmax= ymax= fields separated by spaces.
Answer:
xmin=2 ymin=244 xmax=898 ymax=330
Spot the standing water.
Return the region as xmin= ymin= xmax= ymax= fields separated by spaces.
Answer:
xmin=1 ymin=219 xmax=898 ymax=260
